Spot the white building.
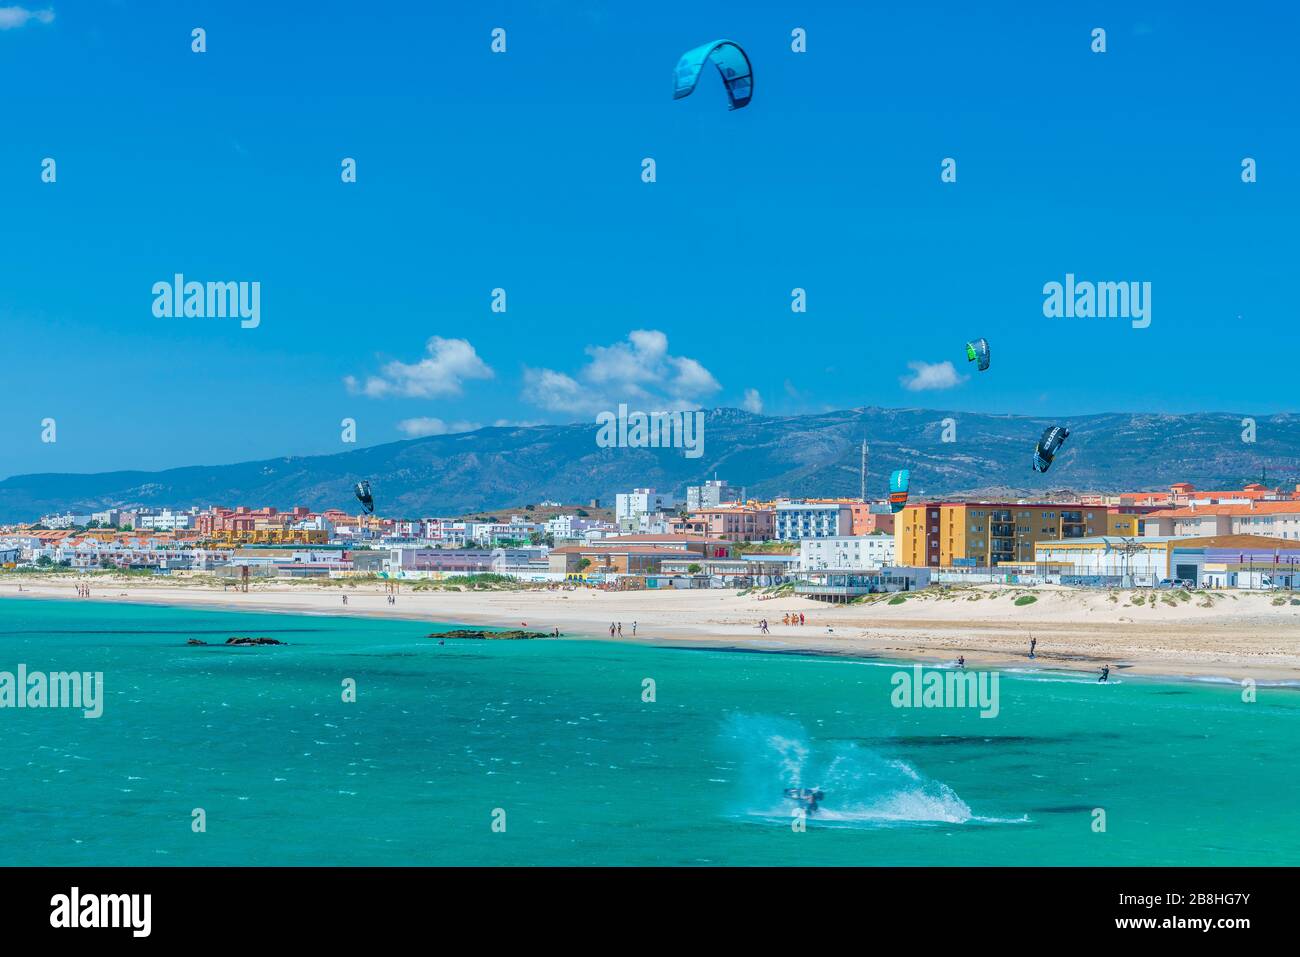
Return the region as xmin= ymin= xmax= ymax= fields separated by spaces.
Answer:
xmin=57 ymin=540 xmax=231 ymax=571
xmin=469 ymin=520 xmax=541 ymax=545
xmin=1033 ymin=537 xmax=1172 ymax=586
xmin=545 ymin=514 xmax=614 ymax=541
xmin=774 ymin=502 xmax=853 ymax=541
xmin=686 ymin=479 xmax=744 ymax=511
xmin=800 ymin=535 xmax=895 ymax=571
xmin=39 ymin=513 xmax=91 ymax=529
xmin=615 ymin=489 xmax=679 ymax=531
xmin=137 ymin=509 xmax=194 ymax=531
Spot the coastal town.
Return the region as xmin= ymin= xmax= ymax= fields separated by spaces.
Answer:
xmin=6 ymin=477 xmax=1300 ymax=597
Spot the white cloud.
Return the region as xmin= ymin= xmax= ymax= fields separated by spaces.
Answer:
xmin=0 ymin=6 xmax=54 ymax=29
xmin=346 ymin=336 xmax=493 ymax=399
xmin=521 ymin=368 xmax=587 ymax=415
xmin=522 ymin=329 xmax=720 ymax=416
xmin=396 ymin=417 xmax=481 ymax=438
xmin=900 ymin=360 xmax=966 ymax=392
xmin=742 ymin=388 xmax=763 ymax=413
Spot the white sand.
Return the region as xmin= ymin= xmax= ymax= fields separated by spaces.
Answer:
xmin=4 ymin=578 xmax=1300 ymax=682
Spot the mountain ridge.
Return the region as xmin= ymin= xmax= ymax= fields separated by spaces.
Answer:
xmin=1 ymin=406 xmax=1295 ymax=521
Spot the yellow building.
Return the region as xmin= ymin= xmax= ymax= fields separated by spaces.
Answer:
xmin=204 ymin=528 xmax=328 ymax=546
xmin=895 ymin=503 xmax=1148 ymax=567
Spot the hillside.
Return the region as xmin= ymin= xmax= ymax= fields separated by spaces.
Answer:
xmin=1 ymin=407 xmax=1296 ymax=521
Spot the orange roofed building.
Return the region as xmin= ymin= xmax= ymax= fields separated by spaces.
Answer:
xmin=1142 ymin=500 xmax=1300 ymax=539
xmin=1119 ymin=482 xmax=1300 ymax=508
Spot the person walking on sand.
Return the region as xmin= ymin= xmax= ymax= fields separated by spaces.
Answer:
xmin=343 ymin=594 xmax=348 ymax=606
xmin=609 ymin=622 xmax=616 ymax=637
xmin=1098 ymin=665 xmax=1110 ymax=683
xmin=632 ymin=621 xmax=637 ymax=636
xmin=799 ymin=612 xmax=805 ymax=626
xmin=617 ymin=622 xmax=623 ymax=637
xmin=1029 ymin=636 xmax=1037 ymax=659
xmin=760 ymin=619 xmax=770 ymax=634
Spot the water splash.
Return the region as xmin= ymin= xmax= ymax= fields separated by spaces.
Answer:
xmin=720 ymin=714 xmax=1021 ymax=827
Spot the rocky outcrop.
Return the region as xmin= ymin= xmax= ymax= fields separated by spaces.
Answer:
xmin=429 ymin=629 xmax=548 ymax=641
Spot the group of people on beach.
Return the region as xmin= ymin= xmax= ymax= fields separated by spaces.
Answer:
xmin=753 ymin=613 xmax=809 ymax=634
xmin=75 ymin=583 xmax=91 ymax=598
xmin=608 ymin=621 xmax=636 ymax=637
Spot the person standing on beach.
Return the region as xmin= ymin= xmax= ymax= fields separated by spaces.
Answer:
xmin=1029 ymin=636 xmax=1037 ymax=659
xmin=632 ymin=621 xmax=637 ymax=636
xmin=957 ymin=656 xmax=965 ymax=669
xmin=617 ymin=622 xmax=623 ymax=637
xmin=609 ymin=623 xmax=615 ymax=637
xmin=343 ymin=594 xmax=348 ymax=605
xmin=1099 ymin=665 xmax=1110 ymax=682
xmin=798 ymin=612 xmax=805 ymax=626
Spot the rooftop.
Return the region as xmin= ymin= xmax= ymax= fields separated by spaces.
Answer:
xmin=1150 ymin=502 xmax=1300 ymax=517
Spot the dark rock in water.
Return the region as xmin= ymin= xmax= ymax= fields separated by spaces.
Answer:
xmin=225 ymin=636 xmax=285 ymax=646
xmin=187 ymin=638 xmax=208 ymax=646
xmin=1033 ymin=805 xmax=1100 ymax=814
xmin=429 ymin=629 xmax=548 ymax=641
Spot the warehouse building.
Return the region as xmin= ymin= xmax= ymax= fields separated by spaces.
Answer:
xmin=1034 ymin=534 xmax=1300 ymax=588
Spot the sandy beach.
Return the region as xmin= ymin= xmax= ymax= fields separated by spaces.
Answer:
xmin=10 ymin=572 xmax=1300 ymax=686
xmin=5 ymin=575 xmax=1300 ymax=683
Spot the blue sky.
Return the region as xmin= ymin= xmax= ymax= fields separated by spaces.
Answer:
xmin=2 ymin=1 xmax=1296 ymax=477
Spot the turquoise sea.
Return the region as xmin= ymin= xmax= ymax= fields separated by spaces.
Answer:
xmin=0 ymin=597 xmax=1296 ymax=866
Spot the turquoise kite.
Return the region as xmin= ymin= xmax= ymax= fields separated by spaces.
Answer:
xmin=889 ymin=469 xmax=911 ymax=513
xmin=672 ymin=39 xmax=753 ymax=110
